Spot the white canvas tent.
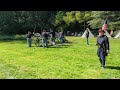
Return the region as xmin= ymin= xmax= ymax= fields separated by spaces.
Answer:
xmin=114 ymin=30 xmax=120 ymax=38
xmin=81 ymin=28 xmax=94 ymax=38
xmin=104 ymin=30 xmax=111 ymax=38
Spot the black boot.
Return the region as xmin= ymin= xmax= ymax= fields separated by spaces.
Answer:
xmin=99 ymin=58 xmax=102 ymax=67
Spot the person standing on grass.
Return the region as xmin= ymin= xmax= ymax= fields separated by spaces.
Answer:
xmin=41 ymin=29 xmax=49 ymax=48
xmin=49 ymin=29 xmax=56 ymax=46
xmin=85 ymin=28 xmax=89 ymax=45
xmin=59 ymin=31 xmax=64 ymax=43
xmin=26 ymin=31 xmax=33 ymax=47
xmin=96 ymin=29 xmax=109 ymax=69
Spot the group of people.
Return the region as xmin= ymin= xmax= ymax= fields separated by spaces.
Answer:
xmin=26 ymin=29 xmax=66 ymax=48
xmin=27 ymin=28 xmax=110 ymax=69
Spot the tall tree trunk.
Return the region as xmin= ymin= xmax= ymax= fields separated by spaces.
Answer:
xmin=84 ymin=21 xmax=85 ymax=31
xmin=41 ymin=27 xmax=42 ymax=33
xmin=34 ymin=24 xmax=36 ymax=33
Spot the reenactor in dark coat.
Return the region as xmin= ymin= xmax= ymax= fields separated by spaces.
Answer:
xmin=96 ymin=29 xmax=110 ymax=69
xmin=59 ymin=31 xmax=65 ymax=43
xmin=26 ymin=31 xmax=33 ymax=47
xmin=41 ymin=29 xmax=49 ymax=48
xmin=86 ymin=28 xmax=89 ymax=45
xmin=49 ymin=29 xmax=56 ymax=43
xmin=49 ymin=29 xmax=60 ymax=47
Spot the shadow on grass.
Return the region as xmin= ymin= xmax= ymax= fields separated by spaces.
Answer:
xmin=106 ymin=66 xmax=120 ymax=70
xmin=0 ymin=40 xmax=15 ymax=42
xmin=47 ymin=44 xmax=72 ymax=48
xmin=0 ymin=40 xmax=73 ymax=48
xmin=27 ymin=44 xmax=71 ymax=48
xmin=60 ymin=44 xmax=72 ymax=47
xmin=48 ymin=46 xmax=69 ymax=48
xmin=55 ymin=41 xmax=73 ymax=44
xmin=0 ymin=40 xmax=26 ymax=43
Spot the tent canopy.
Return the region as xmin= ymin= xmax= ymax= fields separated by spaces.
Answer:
xmin=114 ymin=30 xmax=120 ymax=38
xmin=104 ymin=30 xmax=111 ymax=38
xmin=81 ymin=28 xmax=94 ymax=38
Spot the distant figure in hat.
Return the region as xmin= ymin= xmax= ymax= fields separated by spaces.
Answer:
xmin=41 ymin=29 xmax=49 ymax=48
xmin=26 ymin=31 xmax=33 ymax=47
xmin=59 ymin=31 xmax=65 ymax=43
xmin=96 ymin=29 xmax=110 ymax=69
xmin=85 ymin=28 xmax=89 ymax=45
xmin=49 ymin=29 xmax=56 ymax=45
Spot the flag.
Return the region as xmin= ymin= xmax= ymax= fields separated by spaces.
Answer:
xmin=102 ymin=18 xmax=108 ymax=31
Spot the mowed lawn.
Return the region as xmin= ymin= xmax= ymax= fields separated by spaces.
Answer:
xmin=0 ymin=36 xmax=120 ymax=79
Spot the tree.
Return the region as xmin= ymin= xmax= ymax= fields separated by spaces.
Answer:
xmin=55 ymin=11 xmax=67 ymax=31
xmin=0 ymin=11 xmax=18 ymax=34
xmin=13 ymin=11 xmax=32 ymax=34
xmin=63 ymin=11 xmax=92 ymax=31
xmin=80 ymin=11 xmax=92 ymax=30
xmin=29 ymin=11 xmax=56 ymax=33
xmin=88 ymin=11 xmax=120 ymax=31
xmin=108 ymin=11 xmax=120 ymax=30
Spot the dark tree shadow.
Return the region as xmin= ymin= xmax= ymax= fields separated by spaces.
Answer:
xmin=48 ymin=44 xmax=71 ymax=48
xmin=29 ymin=44 xmax=71 ymax=48
xmin=0 ymin=40 xmax=15 ymax=42
xmin=105 ymin=66 xmax=120 ymax=70
xmin=48 ymin=46 xmax=69 ymax=48
xmin=0 ymin=40 xmax=26 ymax=43
xmin=60 ymin=44 xmax=72 ymax=47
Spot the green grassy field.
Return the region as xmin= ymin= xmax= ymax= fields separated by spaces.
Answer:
xmin=0 ymin=36 xmax=120 ymax=79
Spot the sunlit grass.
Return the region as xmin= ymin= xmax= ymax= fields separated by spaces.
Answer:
xmin=0 ymin=36 xmax=120 ymax=79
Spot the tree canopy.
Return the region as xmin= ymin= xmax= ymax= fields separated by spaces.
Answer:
xmin=0 ymin=11 xmax=120 ymax=35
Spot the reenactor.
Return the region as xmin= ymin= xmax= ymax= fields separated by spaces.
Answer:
xmin=49 ymin=29 xmax=56 ymax=45
xmin=26 ymin=31 xmax=33 ymax=47
xmin=59 ymin=31 xmax=65 ymax=43
xmin=41 ymin=29 xmax=49 ymax=48
xmin=96 ymin=29 xmax=110 ymax=69
xmin=85 ymin=28 xmax=89 ymax=45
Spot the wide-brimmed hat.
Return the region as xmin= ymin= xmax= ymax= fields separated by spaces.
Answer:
xmin=98 ymin=29 xmax=105 ymax=33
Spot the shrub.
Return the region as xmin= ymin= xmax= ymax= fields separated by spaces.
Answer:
xmin=0 ymin=34 xmax=26 ymax=40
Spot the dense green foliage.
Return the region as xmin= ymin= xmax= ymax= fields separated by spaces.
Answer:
xmin=88 ymin=11 xmax=120 ymax=30
xmin=0 ymin=11 xmax=120 ymax=34
xmin=0 ymin=11 xmax=56 ymax=34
